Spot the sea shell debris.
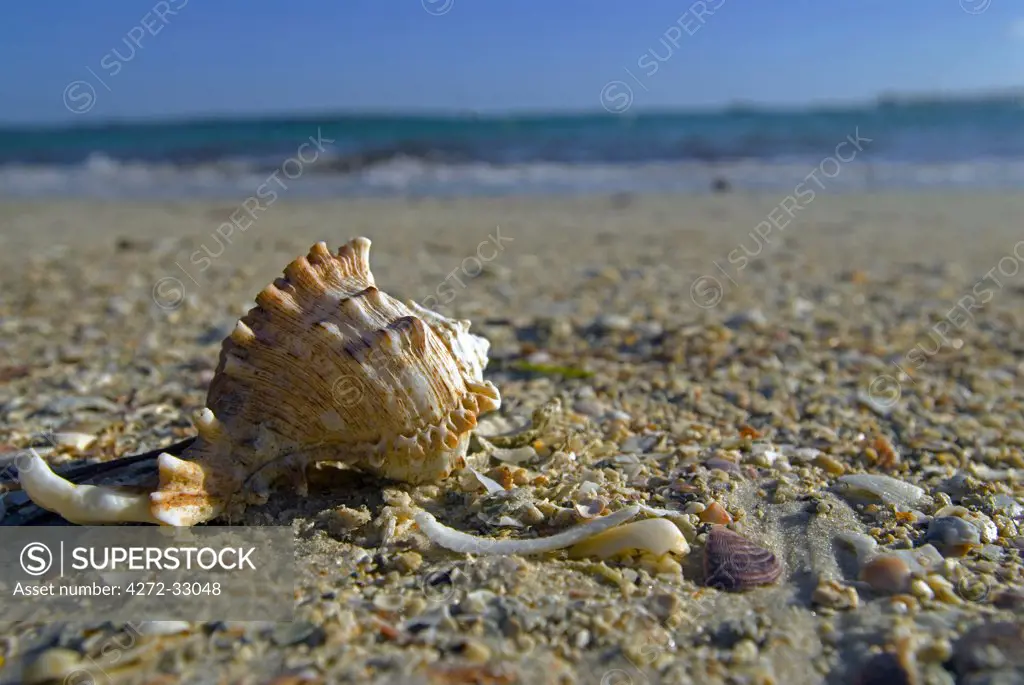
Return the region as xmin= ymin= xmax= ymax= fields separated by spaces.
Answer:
xmin=703 ymin=525 xmax=783 ymax=592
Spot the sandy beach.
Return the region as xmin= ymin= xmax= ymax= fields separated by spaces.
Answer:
xmin=2 ymin=193 xmax=1024 ymax=684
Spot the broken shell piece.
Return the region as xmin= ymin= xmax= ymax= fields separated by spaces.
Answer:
xmin=52 ymin=432 xmax=98 ymax=452
xmin=18 ymin=453 xmax=159 ymax=525
xmin=19 ymin=238 xmax=501 ymax=526
xmin=568 ymin=518 xmax=689 ymax=559
xmin=490 ymin=446 xmax=538 ymax=465
xmin=703 ymin=526 xmax=782 ymax=592
xmin=415 ymin=505 xmax=640 ymax=556
xmin=834 ymin=474 xmax=928 ymax=508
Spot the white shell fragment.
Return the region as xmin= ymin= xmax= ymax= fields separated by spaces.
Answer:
xmin=833 ymin=474 xmax=928 ymax=508
xmin=52 ymin=432 xmax=98 ymax=452
xmin=18 ymin=453 xmax=159 ymax=525
xmin=136 ymin=621 xmax=193 ymax=636
xmin=18 ymin=238 xmax=501 ymax=526
xmin=568 ymin=518 xmax=689 ymax=559
xmin=414 ymin=505 xmax=641 ymax=556
xmin=464 ymin=468 xmax=506 ymax=494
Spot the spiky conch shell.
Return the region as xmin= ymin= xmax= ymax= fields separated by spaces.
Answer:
xmin=150 ymin=237 xmax=500 ymax=525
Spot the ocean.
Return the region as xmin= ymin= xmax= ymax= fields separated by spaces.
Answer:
xmin=2 ymin=99 xmax=1024 ymax=198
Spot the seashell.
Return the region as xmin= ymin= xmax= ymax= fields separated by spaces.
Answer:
xmin=833 ymin=474 xmax=928 ymax=508
xmin=703 ymin=526 xmax=782 ymax=592
xmin=567 ymin=518 xmax=689 ymax=559
xmin=19 ymin=238 xmax=501 ymax=526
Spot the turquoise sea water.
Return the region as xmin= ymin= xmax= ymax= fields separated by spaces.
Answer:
xmin=2 ymin=99 xmax=1023 ymax=197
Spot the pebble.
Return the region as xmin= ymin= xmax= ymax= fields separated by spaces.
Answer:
xmin=648 ymin=592 xmax=681 ymax=621
xmin=271 ymin=622 xmax=325 ymax=648
xmin=860 ymin=555 xmax=912 ymax=594
xmin=933 ymin=505 xmax=998 ymax=544
xmin=458 ymin=639 xmax=492 ymax=663
xmin=699 ymin=501 xmax=733 ymax=525
xmin=924 ymin=575 xmax=963 ymax=604
xmin=855 ymin=652 xmax=915 ymax=685
xmin=573 ymin=400 xmax=607 ymax=418
xmin=724 ymin=309 xmax=767 ymax=329
xmin=593 ymin=314 xmax=632 ymax=332
xmin=909 ymin=578 xmax=935 ymax=601
xmin=731 ymin=638 xmax=759 ymax=664
xmin=926 ymin=516 xmax=981 ymax=557
xmin=812 ymin=579 xmax=859 ymax=610
xmin=394 ymin=551 xmax=423 ymax=573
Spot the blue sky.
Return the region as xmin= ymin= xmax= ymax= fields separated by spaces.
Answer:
xmin=1 ymin=0 xmax=1021 ymax=123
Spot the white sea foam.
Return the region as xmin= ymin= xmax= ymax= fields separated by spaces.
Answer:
xmin=3 ymin=157 xmax=1024 ymax=199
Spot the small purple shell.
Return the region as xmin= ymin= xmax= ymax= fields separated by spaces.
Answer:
xmin=703 ymin=525 xmax=783 ymax=592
